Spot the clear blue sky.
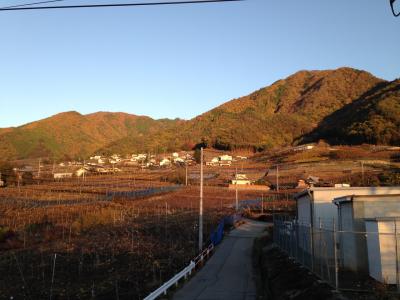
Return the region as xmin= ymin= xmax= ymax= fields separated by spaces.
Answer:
xmin=0 ymin=0 xmax=399 ymax=127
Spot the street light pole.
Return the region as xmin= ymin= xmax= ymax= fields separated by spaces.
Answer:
xmin=199 ymin=147 xmax=204 ymax=252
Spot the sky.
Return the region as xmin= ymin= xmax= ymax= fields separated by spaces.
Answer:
xmin=0 ymin=0 xmax=399 ymax=127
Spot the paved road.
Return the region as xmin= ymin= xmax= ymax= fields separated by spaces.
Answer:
xmin=173 ymin=219 xmax=268 ymax=300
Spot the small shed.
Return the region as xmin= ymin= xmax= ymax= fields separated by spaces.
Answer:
xmin=365 ymin=218 xmax=400 ymax=285
xmin=296 ymin=187 xmax=400 ymax=229
xmin=333 ymin=194 xmax=400 ymax=273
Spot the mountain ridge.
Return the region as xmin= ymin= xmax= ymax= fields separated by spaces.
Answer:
xmin=1 ymin=67 xmax=398 ymax=161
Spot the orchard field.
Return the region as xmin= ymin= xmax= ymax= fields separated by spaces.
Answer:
xmin=0 ymin=168 xmax=293 ymax=300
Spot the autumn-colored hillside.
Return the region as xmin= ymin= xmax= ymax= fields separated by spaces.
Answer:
xmin=0 ymin=111 xmax=179 ymax=160
xmin=1 ymin=67 xmax=398 ymax=160
xmin=175 ymin=67 xmax=384 ymax=150
xmin=302 ymin=79 xmax=400 ymax=145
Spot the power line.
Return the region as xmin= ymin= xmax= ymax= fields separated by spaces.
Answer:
xmin=1 ymin=0 xmax=65 ymax=9
xmin=0 ymin=0 xmax=244 ymax=11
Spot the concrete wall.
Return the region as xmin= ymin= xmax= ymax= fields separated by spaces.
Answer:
xmin=360 ymin=197 xmax=400 ymax=219
xmin=338 ymin=202 xmax=360 ymax=272
xmin=365 ymin=221 xmax=382 ymax=282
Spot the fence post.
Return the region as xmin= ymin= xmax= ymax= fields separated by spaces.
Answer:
xmin=333 ymin=220 xmax=339 ymax=291
xmin=310 ymin=224 xmax=314 ymax=271
xmin=395 ymin=221 xmax=400 ymax=292
xmin=294 ymin=220 xmax=300 ymax=261
xmin=319 ymin=218 xmax=323 ymax=278
xmin=289 ymin=221 xmax=293 ymax=258
xmin=50 ymin=253 xmax=57 ymax=300
xmin=302 ymin=225 xmax=305 ymax=266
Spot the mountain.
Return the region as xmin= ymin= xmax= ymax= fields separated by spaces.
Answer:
xmin=0 ymin=67 xmax=398 ymax=161
xmin=174 ymin=67 xmax=384 ymax=150
xmin=0 ymin=112 xmax=179 ymax=161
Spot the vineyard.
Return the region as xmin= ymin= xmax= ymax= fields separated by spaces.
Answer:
xmin=0 ymin=170 xmax=294 ymax=300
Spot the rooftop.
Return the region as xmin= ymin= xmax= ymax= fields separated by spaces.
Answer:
xmin=295 ymin=186 xmax=400 ymax=199
xmin=333 ymin=193 xmax=400 ymax=205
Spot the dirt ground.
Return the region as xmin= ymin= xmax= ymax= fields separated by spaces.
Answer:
xmin=253 ymin=233 xmax=344 ymax=300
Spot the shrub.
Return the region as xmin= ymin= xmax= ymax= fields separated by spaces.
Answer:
xmin=0 ymin=226 xmax=14 ymax=243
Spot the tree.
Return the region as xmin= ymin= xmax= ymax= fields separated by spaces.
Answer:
xmin=194 ymin=148 xmax=202 ymax=164
xmin=0 ymin=162 xmax=18 ymax=186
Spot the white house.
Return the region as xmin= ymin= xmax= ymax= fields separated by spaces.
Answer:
xmin=174 ymin=157 xmax=185 ymax=164
xmin=219 ymin=155 xmax=232 ymax=161
xmin=75 ymin=168 xmax=88 ymax=177
xmin=206 ymin=157 xmax=219 ymax=166
xmin=110 ymin=155 xmax=121 ymax=163
xmin=137 ymin=154 xmax=147 ymax=160
xmin=231 ymin=174 xmax=252 ymax=185
xmin=219 ymin=155 xmax=232 ymax=166
xmin=160 ymin=158 xmax=171 ymax=167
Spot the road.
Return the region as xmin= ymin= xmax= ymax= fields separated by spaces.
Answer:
xmin=173 ymin=219 xmax=268 ymax=300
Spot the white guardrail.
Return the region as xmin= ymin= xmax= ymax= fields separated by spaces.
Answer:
xmin=144 ymin=243 xmax=214 ymax=300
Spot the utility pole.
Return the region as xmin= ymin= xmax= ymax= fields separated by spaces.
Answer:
xmin=37 ymin=158 xmax=42 ymax=185
xmin=185 ymin=163 xmax=188 ymax=186
xmin=38 ymin=158 xmax=42 ymax=177
xmin=83 ymin=160 xmax=86 ymax=182
xmin=261 ymin=194 xmax=264 ymax=214
xmin=361 ymin=161 xmax=364 ymax=186
xmin=199 ymin=147 xmax=204 ymax=252
xmin=235 ymin=167 xmax=238 ymax=211
xmin=276 ymin=165 xmax=279 ymax=192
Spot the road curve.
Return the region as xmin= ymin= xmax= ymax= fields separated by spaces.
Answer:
xmin=173 ymin=219 xmax=268 ymax=300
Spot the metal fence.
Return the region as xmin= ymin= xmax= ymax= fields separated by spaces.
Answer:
xmin=273 ymin=217 xmax=400 ymax=293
